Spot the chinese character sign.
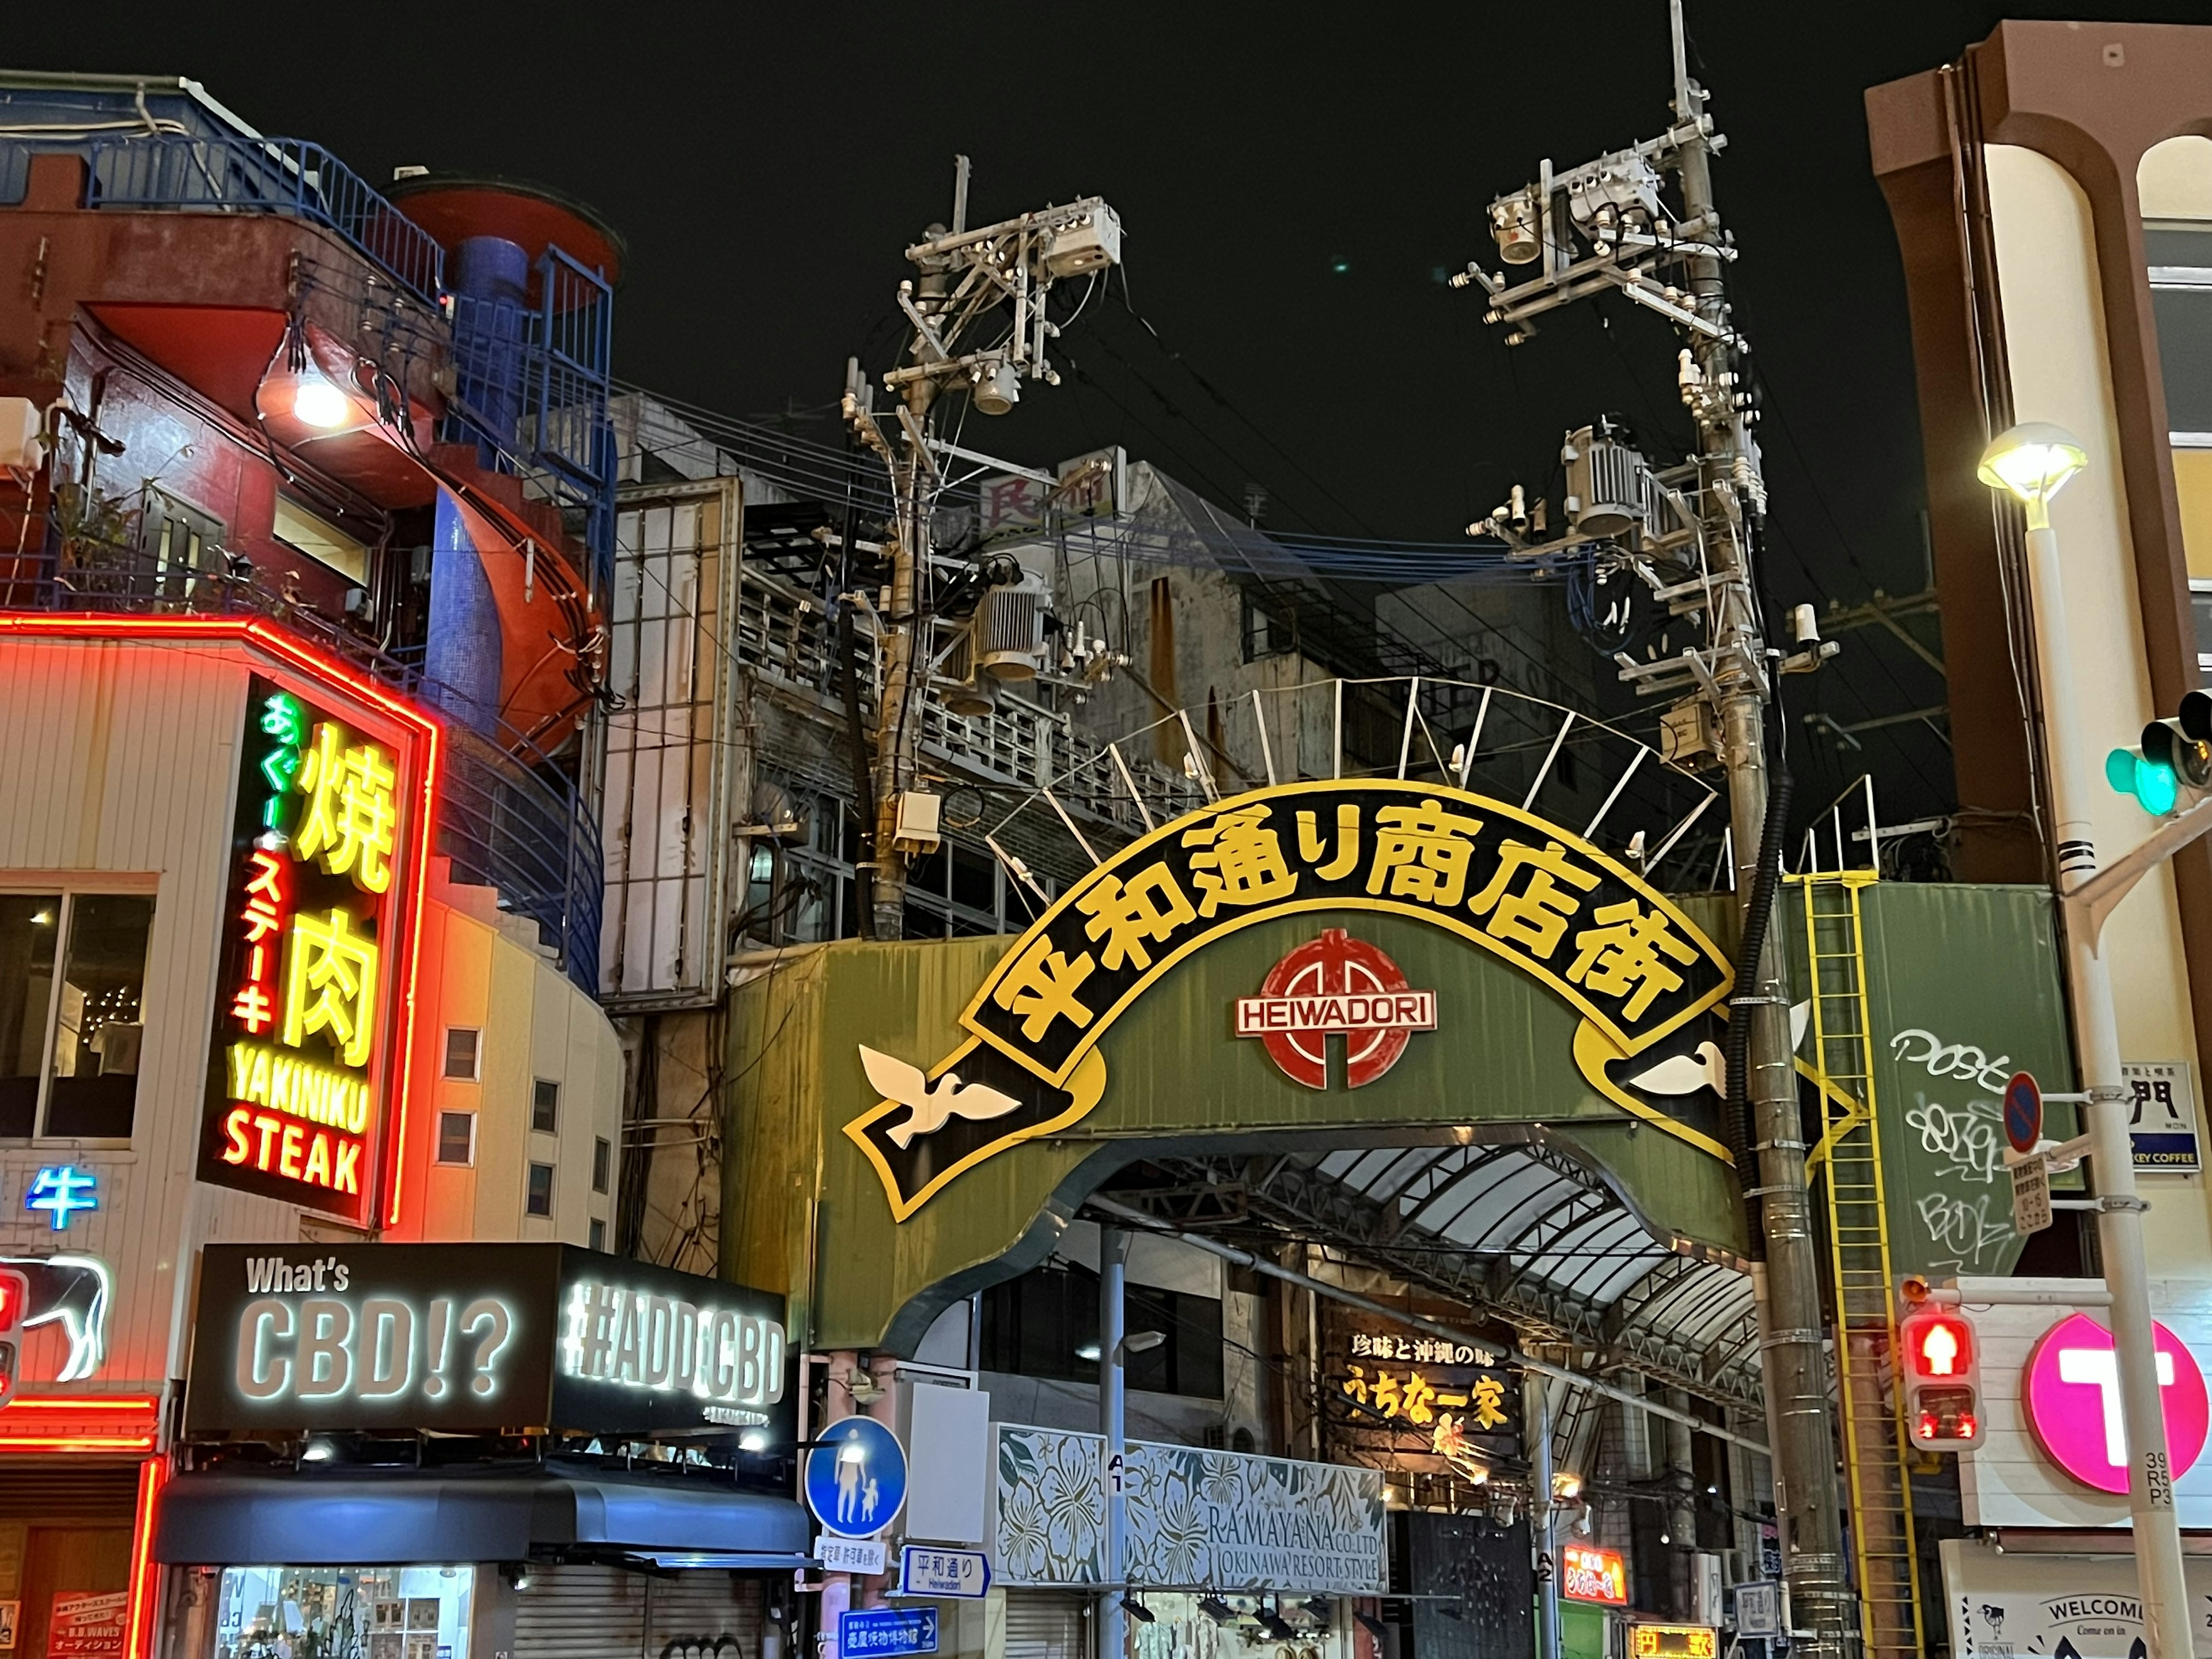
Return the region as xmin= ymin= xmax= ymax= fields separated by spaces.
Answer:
xmin=963 ymin=781 xmax=1732 ymax=1086
xmin=1327 ymin=1309 xmax=1519 ymax=1475
xmin=199 ymin=676 xmax=421 ymax=1224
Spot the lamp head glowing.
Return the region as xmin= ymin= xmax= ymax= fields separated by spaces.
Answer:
xmin=1978 ymin=422 xmax=2088 ymax=529
xmin=290 ymin=372 xmax=353 ymax=430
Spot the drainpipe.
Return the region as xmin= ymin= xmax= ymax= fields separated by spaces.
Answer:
xmin=1099 ymin=1228 xmax=1129 ymax=1659
xmin=423 ymin=234 xmax=530 ymax=736
xmin=423 ymin=489 xmax=501 ymax=735
xmin=1527 ymin=1373 xmax=1560 ymax=1659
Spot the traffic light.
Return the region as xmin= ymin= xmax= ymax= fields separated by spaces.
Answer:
xmin=2109 ymin=691 xmax=2212 ymax=816
xmin=1900 ymin=1305 xmax=1980 ymax=1452
xmin=0 ymin=1267 xmax=26 ymax=1408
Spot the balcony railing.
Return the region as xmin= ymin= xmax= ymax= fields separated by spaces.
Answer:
xmin=2 ymin=549 xmax=603 ymax=996
xmin=81 ymin=134 xmax=446 ymax=304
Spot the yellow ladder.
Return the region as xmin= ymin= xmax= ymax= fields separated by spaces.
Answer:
xmin=1792 ymin=871 xmax=1923 ymax=1659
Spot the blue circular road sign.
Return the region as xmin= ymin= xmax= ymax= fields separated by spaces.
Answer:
xmin=806 ymin=1416 xmax=909 ymax=1539
xmin=2004 ymin=1070 xmax=2043 ymax=1156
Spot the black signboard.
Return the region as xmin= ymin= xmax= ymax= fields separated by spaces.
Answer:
xmin=185 ymin=1243 xmax=793 ymax=1442
xmin=1322 ymin=1304 xmax=1521 ymax=1472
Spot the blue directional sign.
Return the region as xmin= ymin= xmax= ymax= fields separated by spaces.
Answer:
xmin=805 ymin=1416 xmax=909 ymax=1539
xmin=839 ymin=1608 xmax=937 ymax=1659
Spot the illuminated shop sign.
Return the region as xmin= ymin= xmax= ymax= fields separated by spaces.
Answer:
xmin=1631 ymin=1626 xmax=1717 ymax=1659
xmin=2022 ymin=1312 xmax=2212 ymax=1493
xmin=1561 ymin=1543 xmax=1628 ymax=1605
xmin=200 ymin=677 xmax=419 ymax=1225
xmin=184 ymin=1243 xmax=791 ymax=1440
xmin=561 ymin=1279 xmax=787 ymax=1426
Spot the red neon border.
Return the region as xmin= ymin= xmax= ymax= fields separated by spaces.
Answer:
xmin=0 ymin=614 xmax=443 ymax=1229
xmin=126 ymin=1453 xmax=166 ymax=1659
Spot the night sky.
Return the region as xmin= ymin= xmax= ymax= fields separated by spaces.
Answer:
xmin=14 ymin=1 xmax=2212 ymax=827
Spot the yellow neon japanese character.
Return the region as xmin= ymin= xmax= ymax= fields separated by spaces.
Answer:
xmin=1182 ymin=805 xmax=1298 ymax=916
xmin=1469 ymin=1374 xmax=1510 ymax=1431
xmin=1366 ymin=798 xmax=1486 ymax=908
xmin=1468 ymin=839 xmax=1600 ymax=959
xmin=230 ymin=982 xmax=275 ymax=1035
xmin=295 ymin=722 xmax=398 ymax=894
xmin=991 ymin=934 xmax=1098 ymax=1044
xmin=1297 ymin=804 xmax=1361 ymax=880
xmin=1074 ymin=863 xmax=1196 ymax=972
xmin=1566 ymin=899 xmax=1700 ymax=1021
xmin=1342 ymin=1364 xmax=1370 ymax=1406
xmin=1371 ymin=1370 xmax=1402 ymax=1419
xmin=283 ymin=907 xmax=380 ymax=1067
xmin=1399 ymin=1369 xmax=1440 ymax=1425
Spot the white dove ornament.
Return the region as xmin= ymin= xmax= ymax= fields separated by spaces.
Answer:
xmin=1620 ymin=1003 xmax=1811 ymax=1099
xmin=860 ymin=1045 xmax=1024 ymax=1148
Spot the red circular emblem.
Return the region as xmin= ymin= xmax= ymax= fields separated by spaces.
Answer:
xmin=1235 ymin=929 xmax=1437 ymax=1089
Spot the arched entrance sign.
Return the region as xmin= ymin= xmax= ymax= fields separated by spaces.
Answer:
xmin=844 ymin=779 xmax=1735 ymax=1221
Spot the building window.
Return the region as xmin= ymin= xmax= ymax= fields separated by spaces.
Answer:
xmin=525 ymin=1162 xmax=555 ymax=1217
xmin=435 ymin=1111 xmax=476 ymax=1166
xmin=140 ymin=488 xmax=224 ymax=603
xmin=589 ymin=1218 xmax=607 ymax=1251
xmin=593 ymin=1137 xmax=612 ymax=1194
xmin=532 ymin=1078 xmax=559 ymax=1134
xmin=271 ymin=496 xmax=370 ymax=584
xmin=444 ymin=1028 xmax=480 ymax=1081
xmin=0 ymin=889 xmax=154 ymax=1139
xmin=979 ymin=1259 xmax=1225 ymax=1399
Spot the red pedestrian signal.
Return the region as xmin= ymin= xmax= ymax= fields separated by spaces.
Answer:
xmin=1900 ymin=1306 xmax=1980 ymax=1452
xmin=0 ymin=1267 xmax=26 ymax=1408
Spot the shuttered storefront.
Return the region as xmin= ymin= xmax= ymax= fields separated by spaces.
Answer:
xmin=1005 ymin=1592 xmax=1090 ymax=1659
xmin=516 ymin=1563 xmax=766 ymax=1659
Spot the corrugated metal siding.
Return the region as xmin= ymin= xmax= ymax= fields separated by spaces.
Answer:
xmin=513 ymin=1563 xmax=763 ymax=1659
xmin=0 ymin=1464 xmax=140 ymax=1517
xmin=0 ymin=640 xmax=302 ymax=1396
xmin=601 ymin=481 xmax=744 ymax=1010
xmin=1005 ymin=1592 xmax=1089 ymax=1659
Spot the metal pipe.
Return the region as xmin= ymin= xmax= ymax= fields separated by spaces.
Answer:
xmin=1528 ymin=1374 xmax=1562 ymax=1659
xmin=1083 ymin=1195 xmax=1767 ymax=1453
xmin=1099 ymin=1228 xmax=1130 ymax=1659
xmin=1252 ymin=688 xmax=1277 ymax=787
xmin=2023 ymin=510 xmax=2192 ymax=1657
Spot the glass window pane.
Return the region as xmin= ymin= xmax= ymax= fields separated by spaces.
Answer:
xmin=526 ymin=1162 xmax=555 ymax=1216
xmin=2193 ymin=586 xmax=2212 ymax=667
xmin=593 ymin=1137 xmax=611 ymax=1194
xmin=0 ymin=896 xmax=60 ymax=1138
xmin=44 ymin=893 xmax=153 ymax=1138
xmin=531 ymin=1079 xmax=559 ymax=1134
xmin=436 ymin=1111 xmax=475 ymax=1165
xmin=2152 ymin=287 xmax=2212 ymax=435
xmin=950 ymin=845 xmax=996 ymax=913
xmin=444 ymin=1028 xmax=479 ymax=1080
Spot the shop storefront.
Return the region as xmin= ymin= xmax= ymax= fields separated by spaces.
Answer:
xmin=154 ymin=1241 xmax=805 ymax=1659
xmin=1939 ymin=1275 xmax=2212 ymax=1657
xmin=988 ymin=1424 xmax=1384 ymax=1659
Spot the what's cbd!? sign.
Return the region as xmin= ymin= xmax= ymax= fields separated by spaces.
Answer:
xmin=200 ymin=675 xmax=425 ymax=1224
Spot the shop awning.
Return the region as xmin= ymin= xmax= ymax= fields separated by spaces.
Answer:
xmin=154 ymin=1463 xmax=812 ymax=1567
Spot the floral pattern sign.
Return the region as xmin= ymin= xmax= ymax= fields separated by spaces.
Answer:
xmin=994 ymin=1427 xmax=1384 ymax=1592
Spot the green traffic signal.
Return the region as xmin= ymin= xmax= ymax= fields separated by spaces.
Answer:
xmin=2109 ymin=746 xmax=2180 ymax=814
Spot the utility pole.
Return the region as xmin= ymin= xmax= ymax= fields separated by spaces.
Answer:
xmin=1453 ymin=7 xmax=1848 ymax=1654
xmin=843 ymin=159 xmax=1123 ymax=938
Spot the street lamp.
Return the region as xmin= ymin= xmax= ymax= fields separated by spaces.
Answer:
xmin=1979 ymin=420 xmax=2192 ymax=1659
xmin=1978 ymin=422 xmax=2088 ymax=529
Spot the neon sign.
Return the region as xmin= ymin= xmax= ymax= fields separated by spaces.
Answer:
xmin=24 ymin=1167 xmax=97 ymax=1232
xmin=1561 ymin=1543 xmax=1628 ymax=1605
xmin=200 ymin=676 xmax=418 ymax=1224
xmin=2022 ymin=1312 xmax=2211 ymax=1493
xmin=560 ymin=1279 xmax=787 ymax=1425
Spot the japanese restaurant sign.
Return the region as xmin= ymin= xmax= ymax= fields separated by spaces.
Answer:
xmin=844 ymin=780 xmax=1735 ymax=1220
xmin=1325 ymin=1307 xmax=1519 ymax=1479
xmin=199 ymin=675 xmax=426 ymax=1224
